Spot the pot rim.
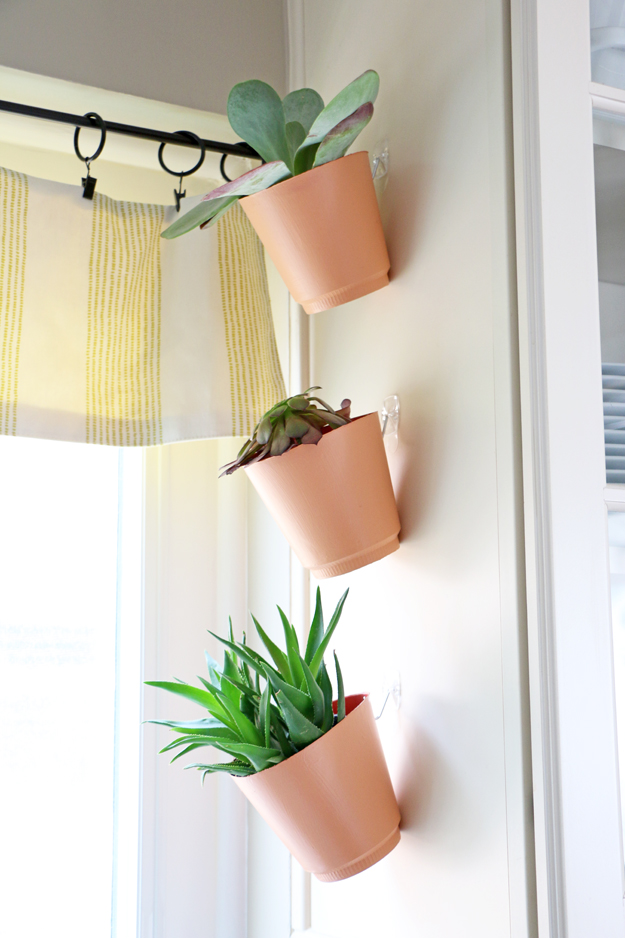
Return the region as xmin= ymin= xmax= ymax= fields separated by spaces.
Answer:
xmin=245 ymin=411 xmax=378 ymax=472
xmin=240 ymin=150 xmax=370 ymax=204
xmin=237 ymin=692 xmax=369 ymax=783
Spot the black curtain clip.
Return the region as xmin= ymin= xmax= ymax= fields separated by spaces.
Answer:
xmin=158 ymin=131 xmax=206 ymax=211
xmin=74 ymin=112 xmax=107 ymax=199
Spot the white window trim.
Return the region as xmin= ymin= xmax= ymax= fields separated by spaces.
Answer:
xmin=511 ymin=1 xmax=625 ymax=934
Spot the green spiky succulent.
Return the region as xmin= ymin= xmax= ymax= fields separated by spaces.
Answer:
xmin=219 ymin=387 xmax=351 ymax=476
xmin=146 ymin=588 xmax=348 ymax=780
xmin=161 ymin=70 xmax=379 ymax=239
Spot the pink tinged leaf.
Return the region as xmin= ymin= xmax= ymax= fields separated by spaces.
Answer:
xmin=161 ymin=195 xmax=237 ymax=240
xmin=300 ymin=424 xmax=323 ymax=445
xmin=201 ymin=161 xmax=292 ymax=202
xmin=312 ymin=103 xmax=374 ymax=168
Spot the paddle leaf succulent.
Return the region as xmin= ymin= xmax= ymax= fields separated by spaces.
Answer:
xmin=219 ymin=387 xmax=352 ymax=476
xmin=161 ymin=70 xmax=379 ymax=239
xmin=146 ymin=588 xmax=349 ymax=779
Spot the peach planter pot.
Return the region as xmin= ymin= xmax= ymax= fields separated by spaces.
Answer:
xmin=244 ymin=413 xmax=400 ymax=579
xmin=235 ymin=695 xmax=401 ymax=881
xmin=240 ymin=151 xmax=390 ymax=314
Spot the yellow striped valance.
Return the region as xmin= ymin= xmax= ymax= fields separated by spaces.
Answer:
xmin=0 ymin=167 xmax=285 ymax=446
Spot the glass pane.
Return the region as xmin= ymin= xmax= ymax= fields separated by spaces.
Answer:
xmin=0 ymin=438 xmax=142 ymax=938
xmin=608 ymin=512 xmax=625 ymax=852
xmin=591 ymin=0 xmax=625 ymax=89
xmin=593 ymin=131 xmax=625 ymax=482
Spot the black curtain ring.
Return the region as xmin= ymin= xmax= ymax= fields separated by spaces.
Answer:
xmin=158 ymin=131 xmax=206 ymax=177
xmin=220 ymin=153 xmax=232 ymax=183
xmin=74 ymin=112 xmax=107 ymax=164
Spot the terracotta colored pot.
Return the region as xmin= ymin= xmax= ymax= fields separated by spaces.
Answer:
xmin=240 ymin=151 xmax=390 ymax=314
xmin=244 ymin=413 xmax=400 ymax=579
xmin=235 ymin=695 xmax=400 ymax=881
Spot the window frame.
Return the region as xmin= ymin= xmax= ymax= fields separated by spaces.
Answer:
xmin=511 ymin=0 xmax=625 ymax=933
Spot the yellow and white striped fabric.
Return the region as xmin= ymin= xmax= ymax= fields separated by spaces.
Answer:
xmin=0 ymin=167 xmax=285 ymax=446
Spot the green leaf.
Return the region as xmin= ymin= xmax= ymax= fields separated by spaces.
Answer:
xmin=288 ymin=395 xmax=309 ymax=411
xmin=145 ymin=680 xmax=232 ymax=723
xmin=282 ymin=88 xmax=325 ymax=134
xmin=219 ymin=674 xmax=242 ymax=708
xmin=240 ymin=633 xmax=253 ymax=688
xmin=204 ymin=651 xmax=222 ymax=688
xmin=317 ymin=661 xmax=334 ymax=732
xmin=150 ymin=717 xmax=223 ymax=731
xmin=277 ymin=607 xmax=306 ymax=688
xmin=294 ymin=70 xmax=379 ymax=171
xmin=223 ymin=649 xmax=242 ymax=687
xmin=160 ymin=196 xmax=238 ymax=239
xmin=277 ymin=691 xmax=324 ymax=747
xmin=213 ymin=740 xmax=284 ymax=772
xmin=228 ymin=79 xmax=292 ymax=166
xmin=169 ymin=742 xmax=211 ymax=763
xmin=293 ymin=142 xmax=319 ymax=175
xmin=240 ymin=692 xmax=256 ymax=724
xmin=309 ymin=589 xmax=349 ymax=678
xmin=201 ymin=672 xmax=257 ymax=703
xmin=216 ymin=691 xmax=263 ymax=746
xmin=286 ymin=121 xmax=306 ymax=161
xmin=305 ymin=587 xmax=325 ymax=664
xmin=187 ymin=760 xmax=255 ymax=778
xmin=198 ymin=197 xmax=238 ymax=231
xmin=159 ymin=728 xmax=239 ymax=753
xmin=265 ymin=667 xmax=313 ymax=718
xmin=259 ymin=682 xmax=271 ymax=749
xmin=284 ymin=414 xmax=311 ymax=439
xmin=300 ymin=656 xmax=325 ymax=728
xmin=207 ymin=631 xmax=271 ymax=678
xmin=153 ymin=720 xmax=230 ymax=736
xmin=312 ymin=103 xmax=373 ymax=168
xmin=270 ymin=716 xmax=298 ymax=757
xmin=302 ymin=70 xmax=379 ymax=148
xmin=252 ymin=615 xmax=293 ymax=682
xmin=270 ymin=423 xmax=291 ymax=456
xmin=257 ymin=415 xmax=273 ymax=445
xmin=334 ymin=652 xmax=345 ymax=722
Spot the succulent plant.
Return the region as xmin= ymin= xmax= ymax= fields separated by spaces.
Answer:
xmin=146 ymin=588 xmax=348 ymax=779
xmin=161 ymin=70 xmax=379 ymax=239
xmin=219 ymin=387 xmax=351 ymax=476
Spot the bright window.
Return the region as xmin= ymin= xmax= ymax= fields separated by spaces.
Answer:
xmin=0 ymin=438 xmax=142 ymax=938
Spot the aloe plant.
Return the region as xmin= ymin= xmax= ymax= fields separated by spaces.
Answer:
xmin=161 ymin=70 xmax=379 ymax=239
xmin=146 ymin=588 xmax=348 ymax=779
xmin=219 ymin=387 xmax=351 ymax=476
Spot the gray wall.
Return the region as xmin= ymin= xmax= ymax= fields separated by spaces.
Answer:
xmin=0 ymin=0 xmax=286 ymax=112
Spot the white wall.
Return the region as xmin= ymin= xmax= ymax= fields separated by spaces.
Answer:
xmin=0 ymin=0 xmax=286 ymax=113
xmin=294 ymin=1 xmax=535 ymax=936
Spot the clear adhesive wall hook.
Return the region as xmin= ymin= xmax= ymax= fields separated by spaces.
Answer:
xmin=370 ymin=140 xmax=389 ymax=198
xmin=380 ymin=394 xmax=400 ymax=454
xmin=374 ymin=672 xmax=402 ymax=720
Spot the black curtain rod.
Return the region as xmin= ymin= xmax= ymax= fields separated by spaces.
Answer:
xmin=0 ymin=99 xmax=260 ymax=160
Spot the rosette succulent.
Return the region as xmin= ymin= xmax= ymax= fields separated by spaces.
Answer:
xmin=161 ymin=70 xmax=379 ymax=239
xmin=219 ymin=387 xmax=351 ymax=476
xmin=146 ymin=588 xmax=348 ymax=779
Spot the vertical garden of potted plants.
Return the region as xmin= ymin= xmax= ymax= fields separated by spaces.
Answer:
xmin=151 ymin=71 xmax=401 ymax=884
xmin=148 ymin=589 xmax=401 ymax=882
xmin=162 ymin=70 xmax=390 ymax=313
